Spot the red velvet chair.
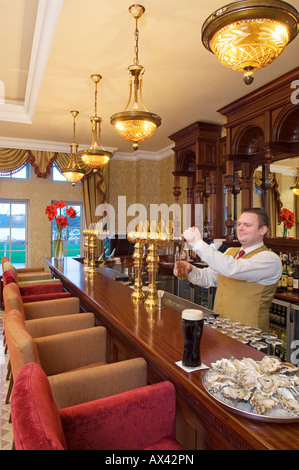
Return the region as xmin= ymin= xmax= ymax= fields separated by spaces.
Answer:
xmin=11 ymin=363 xmax=183 ymax=451
xmin=1 ymin=259 xmax=60 ymax=285
xmin=2 ymin=270 xmax=71 ymax=302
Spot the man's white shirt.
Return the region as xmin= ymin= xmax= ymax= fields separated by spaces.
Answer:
xmin=187 ymin=241 xmax=282 ymax=288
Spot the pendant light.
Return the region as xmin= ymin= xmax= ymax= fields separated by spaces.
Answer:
xmin=110 ymin=4 xmax=161 ymax=151
xmin=290 ymin=164 xmax=299 ymax=196
xmin=202 ymin=0 xmax=299 ymax=85
xmin=80 ymin=74 xmax=113 ymax=170
xmin=62 ymin=110 xmax=86 ymax=186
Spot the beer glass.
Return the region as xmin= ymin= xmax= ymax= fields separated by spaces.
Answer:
xmin=175 ymin=240 xmax=188 ymax=280
xmin=181 ymin=309 xmax=204 ymax=367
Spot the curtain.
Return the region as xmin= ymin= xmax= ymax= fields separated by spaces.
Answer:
xmin=82 ymin=164 xmax=109 ymax=257
xmin=0 ymin=148 xmax=92 ymax=177
xmin=0 ymin=148 xmax=32 ymax=174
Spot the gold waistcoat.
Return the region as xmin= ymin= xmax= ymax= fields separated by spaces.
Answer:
xmin=213 ymin=246 xmax=278 ymax=330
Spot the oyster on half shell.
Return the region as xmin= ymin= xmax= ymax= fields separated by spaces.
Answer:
xmin=221 ymin=385 xmax=252 ymax=402
xmin=277 ymin=388 xmax=299 ymax=416
xmin=259 ymin=356 xmax=282 ymax=374
xmin=250 ymin=390 xmax=278 ymax=415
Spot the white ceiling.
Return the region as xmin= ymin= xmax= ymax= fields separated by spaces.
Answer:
xmin=0 ymin=0 xmax=299 ymax=162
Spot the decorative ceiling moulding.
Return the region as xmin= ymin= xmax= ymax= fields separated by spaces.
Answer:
xmin=112 ymin=145 xmax=175 ymax=162
xmin=0 ymin=136 xmax=172 ymax=161
xmin=0 ymin=0 xmax=63 ymax=124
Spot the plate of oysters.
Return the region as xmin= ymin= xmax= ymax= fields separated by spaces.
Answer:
xmin=203 ymin=356 xmax=299 ymax=422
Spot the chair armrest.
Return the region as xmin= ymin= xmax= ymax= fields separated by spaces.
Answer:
xmin=60 ymin=381 xmax=178 ymax=450
xmin=22 ymin=293 xmax=71 ymax=303
xmin=16 ymin=267 xmax=45 ymax=273
xmin=24 ymin=297 xmax=80 ymax=319
xmin=25 ymin=313 xmax=95 ymax=338
xmin=48 ymin=357 xmax=148 ymax=408
xmin=17 ymin=273 xmax=53 ymax=282
xmin=18 ymin=279 xmax=60 ymax=287
xmin=19 ymin=283 xmax=63 ymax=295
xmin=36 ymin=327 xmax=107 ymax=376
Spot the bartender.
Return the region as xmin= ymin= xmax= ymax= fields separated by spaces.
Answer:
xmin=174 ymin=208 xmax=282 ymax=330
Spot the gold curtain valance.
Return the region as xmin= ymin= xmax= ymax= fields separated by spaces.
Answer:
xmin=0 ymin=147 xmax=92 ymax=178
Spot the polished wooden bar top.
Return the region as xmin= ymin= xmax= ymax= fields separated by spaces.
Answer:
xmin=46 ymin=257 xmax=299 ymax=451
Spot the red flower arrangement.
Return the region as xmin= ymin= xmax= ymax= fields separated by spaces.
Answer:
xmin=45 ymin=201 xmax=77 ymax=234
xmin=279 ymin=208 xmax=295 ymax=230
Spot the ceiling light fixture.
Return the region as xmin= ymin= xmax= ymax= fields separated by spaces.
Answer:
xmin=290 ymin=165 xmax=299 ymax=195
xmin=202 ymin=0 xmax=299 ymax=85
xmin=62 ymin=110 xmax=86 ymax=186
xmin=80 ymin=74 xmax=113 ymax=170
xmin=110 ymin=4 xmax=161 ymax=151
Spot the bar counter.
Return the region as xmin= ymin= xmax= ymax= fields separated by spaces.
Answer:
xmin=46 ymin=257 xmax=299 ymax=451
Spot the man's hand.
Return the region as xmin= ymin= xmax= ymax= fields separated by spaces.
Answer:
xmin=173 ymin=260 xmax=192 ymax=278
xmin=182 ymin=227 xmax=202 ymax=248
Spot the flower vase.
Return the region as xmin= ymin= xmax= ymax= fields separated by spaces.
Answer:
xmin=283 ymin=225 xmax=288 ymax=238
xmin=54 ymin=235 xmax=64 ymax=259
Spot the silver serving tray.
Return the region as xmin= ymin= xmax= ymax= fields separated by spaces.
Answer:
xmin=202 ymin=367 xmax=299 ymax=423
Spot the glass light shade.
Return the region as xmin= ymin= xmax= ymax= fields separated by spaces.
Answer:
xmin=290 ymin=170 xmax=299 ymax=195
xmin=209 ymin=19 xmax=289 ymax=72
xmin=80 ymin=149 xmax=112 ymax=169
xmin=111 ymin=110 xmax=161 ymax=149
xmin=62 ymin=132 xmax=86 ymax=186
xmin=63 ymin=169 xmax=85 ymax=185
xmin=291 ymin=184 xmax=299 ymax=196
xmin=202 ymin=0 xmax=299 ymax=84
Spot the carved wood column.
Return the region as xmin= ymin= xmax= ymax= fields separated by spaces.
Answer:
xmin=240 ymin=161 xmax=253 ymax=211
xmin=186 ymin=176 xmax=194 ymax=227
xmin=203 ymin=176 xmax=210 ymax=233
xmin=209 ymin=172 xmax=217 ymax=239
xmin=232 ymin=172 xmax=240 ymax=237
xmin=193 ymin=167 xmax=204 ymax=233
xmin=225 ymin=160 xmax=235 ymax=241
xmin=173 ymin=173 xmax=181 ymax=238
xmin=260 ymin=148 xmax=272 ymax=215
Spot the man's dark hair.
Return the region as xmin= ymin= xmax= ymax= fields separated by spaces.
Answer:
xmin=241 ymin=208 xmax=269 ymax=228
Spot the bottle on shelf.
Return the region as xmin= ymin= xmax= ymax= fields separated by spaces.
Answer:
xmin=287 ymin=264 xmax=294 ymax=292
xmin=281 ymin=263 xmax=288 ymax=290
xmin=98 ymin=248 xmax=109 ymax=261
xmin=107 ymin=248 xmax=116 ymax=260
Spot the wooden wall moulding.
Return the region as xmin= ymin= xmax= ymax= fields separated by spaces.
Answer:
xmin=218 ymin=66 xmax=299 ymax=168
xmin=169 ymin=121 xmax=223 ymax=238
xmin=217 ymin=67 xmax=299 ymax=238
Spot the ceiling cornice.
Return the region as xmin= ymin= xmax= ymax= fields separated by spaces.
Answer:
xmin=0 ymin=136 xmax=174 ymax=161
xmin=0 ymin=0 xmax=63 ymax=124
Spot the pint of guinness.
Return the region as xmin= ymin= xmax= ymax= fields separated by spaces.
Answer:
xmin=181 ymin=309 xmax=204 ymax=367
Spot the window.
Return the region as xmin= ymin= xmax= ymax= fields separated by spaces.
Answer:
xmin=0 ymin=165 xmax=29 ymax=179
xmin=52 ymin=202 xmax=83 ymax=258
xmin=52 ymin=164 xmax=67 ymax=182
xmin=0 ymin=201 xmax=28 ymax=267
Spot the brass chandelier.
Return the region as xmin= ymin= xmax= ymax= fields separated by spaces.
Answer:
xmin=62 ymin=110 xmax=86 ymax=186
xmin=110 ymin=4 xmax=161 ymax=151
xmin=201 ymin=0 xmax=299 ymax=85
xmin=80 ymin=74 xmax=113 ymax=170
xmin=290 ymin=165 xmax=299 ymax=196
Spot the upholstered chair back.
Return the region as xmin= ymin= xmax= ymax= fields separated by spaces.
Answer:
xmin=4 ymin=309 xmax=41 ymax=380
xmin=3 ymin=283 xmax=26 ymax=319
